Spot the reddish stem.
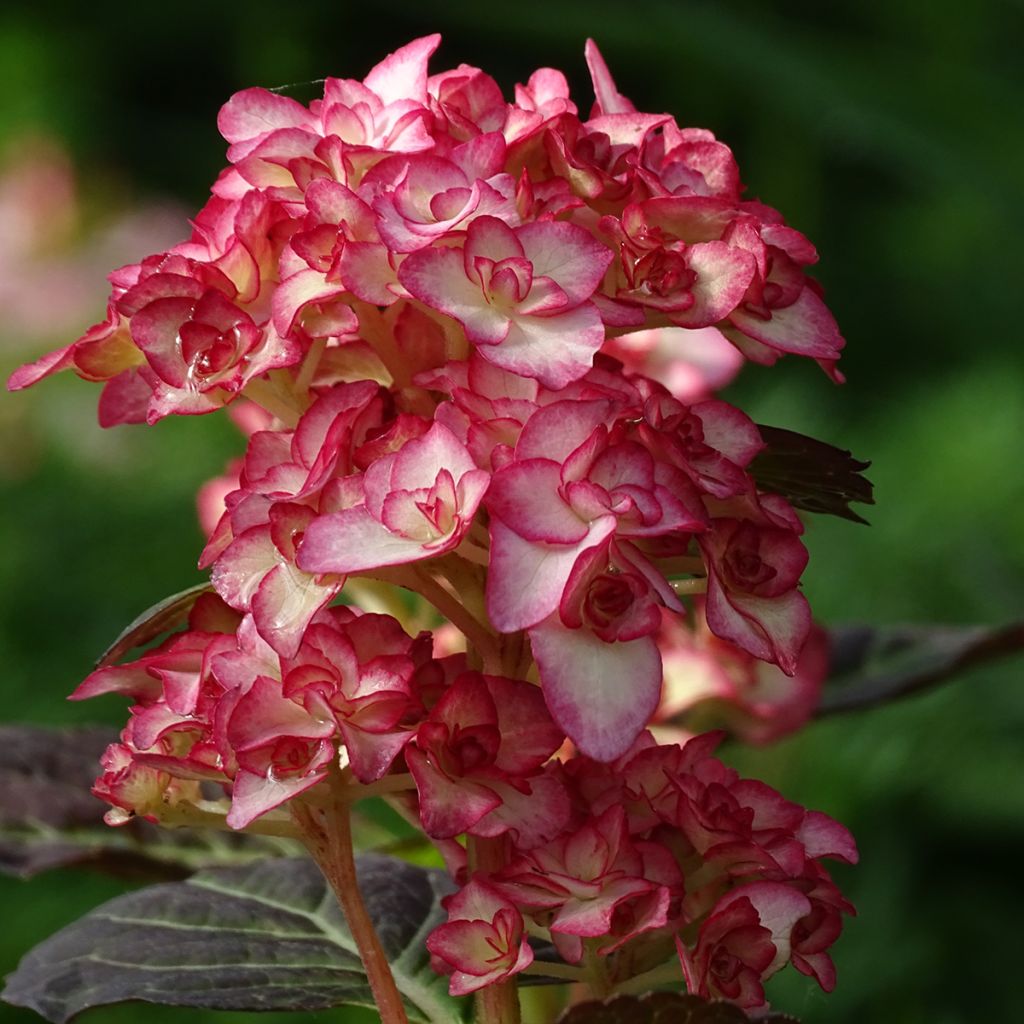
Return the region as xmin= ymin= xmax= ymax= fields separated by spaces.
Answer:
xmin=294 ymin=792 xmax=409 ymax=1024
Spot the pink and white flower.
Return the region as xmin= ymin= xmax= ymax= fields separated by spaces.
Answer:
xmin=297 ymin=420 xmax=490 ymax=574
xmin=679 ymin=881 xmax=812 ymax=1009
xmin=427 ymin=879 xmax=533 ymax=996
xmin=399 ymin=215 xmax=612 ymax=387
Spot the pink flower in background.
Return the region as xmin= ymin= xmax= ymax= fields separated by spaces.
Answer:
xmin=0 ymin=136 xmax=186 ymax=348
xmin=656 ymin=601 xmax=828 ymax=744
xmin=604 ymin=326 xmax=744 ymax=402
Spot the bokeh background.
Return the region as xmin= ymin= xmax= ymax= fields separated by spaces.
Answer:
xmin=2 ymin=2 xmax=1022 ymax=1022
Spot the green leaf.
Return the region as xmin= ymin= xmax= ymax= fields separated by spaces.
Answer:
xmin=556 ymin=991 xmax=799 ymax=1023
xmin=820 ymin=620 xmax=1024 ymax=716
xmin=2 ymin=854 xmax=460 ymax=1023
xmin=0 ymin=724 xmax=300 ymax=881
xmin=750 ymin=425 xmax=874 ymax=524
xmin=94 ymin=582 xmax=213 ymax=669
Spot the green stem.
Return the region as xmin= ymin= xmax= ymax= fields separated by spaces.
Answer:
xmin=613 ymin=957 xmax=683 ymax=995
xmin=669 ymin=577 xmax=708 ymax=596
xmin=241 ymin=374 xmax=302 ymax=427
xmin=158 ymin=804 xmax=300 ymax=838
xmin=582 ymin=943 xmax=612 ymax=999
xmin=520 ymin=962 xmax=585 ymax=983
xmin=338 ymin=773 xmax=416 ymax=802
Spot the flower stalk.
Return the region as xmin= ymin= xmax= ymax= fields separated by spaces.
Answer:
xmin=294 ymin=784 xmax=409 ymax=1024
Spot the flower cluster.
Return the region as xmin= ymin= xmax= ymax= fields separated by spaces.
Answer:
xmin=11 ymin=35 xmax=855 ymax=1014
xmin=430 ymin=729 xmax=856 ymax=1004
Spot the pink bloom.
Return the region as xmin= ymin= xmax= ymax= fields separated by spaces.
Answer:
xmin=399 ymin=215 xmax=612 ymax=387
xmin=212 ymin=503 xmax=344 ymax=659
xmin=602 ymin=208 xmax=757 ymax=329
xmin=406 ymin=672 xmax=568 ymax=847
xmin=427 ymin=63 xmax=509 ymax=141
xmin=603 ymin=326 xmax=744 ymax=402
xmin=542 ymin=93 xmax=671 ymax=205
xmin=634 ymin=123 xmax=742 ymax=203
xmin=130 ymin=288 xmax=285 ymax=421
xmin=528 ymin=540 xmax=675 ymax=762
xmin=371 ymin=134 xmax=518 ymax=252
xmin=637 ymin=391 xmax=764 ymax=500
xmin=427 ymin=879 xmax=533 ymax=996
xmin=504 ymin=67 xmax=577 ymax=150
xmin=725 ymin=219 xmax=845 ymax=373
xmin=239 ymin=380 xmax=384 ymax=503
xmin=492 ymin=805 xmax=675 ymax=963
xmin=70 ymin=616 xmax=245 ymax=824
xmin=789 ymin=870 xmax=857 ymax=992
xmin=225 ymin=672 xmax=337 ymax=829
xmin=486 ymin=400 xmax=704 ymax=632
xmin=656 ymin=603 xmax=828 ymax=744
xmin=700 ymin=516 xmax=811 ymax=673
xmin=9 ymin=191 xmax=299 ymax=424
xmin=679 ymin=881 xmax=812 ymax=1009
xmin=277 ymin=178 xmax=397 ymax=319
xmin=282 ymin=613 xmax=420 ymax=783
xmin=91 ymin=742 xmax=177 ymax=827
xmin=485 ymin=399 xmax=705 ymax=759
xmin=297 ymin=421 xmax=490 ymax=574
xmin=215 ymin=36 xmax=441 ymax=202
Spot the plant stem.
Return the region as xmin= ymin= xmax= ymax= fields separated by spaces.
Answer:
xmin=294 ymin=334 xmax=327 ymax=395
xmin=410 ymin=567 xmax=501 ymax=673
xmin=521 ymin=962 xmax=585 ymax=983
xmin=355 ymin=302 xmax=411 ymax=389
xmin=659 ymin=556 xmax=706 ymax=576
xmin=582 ymin=943 xmax=612 ymax=998
xmin=294 ymin=788 xmax=410 ymax=1024
xmin=242 ymin=373 xmax=303 ymax=427
xmin=344 ymin=578 xmax=415 ymax=623
xmin=669 ymin=577 xmax=707 ymax=596
xmin=613 ymin=957 xmax=682 ymax=995
xmin=338 ymin=773 xmax=416 ymax=802
xmin=156 ymin=801 xmax=300 ymax=838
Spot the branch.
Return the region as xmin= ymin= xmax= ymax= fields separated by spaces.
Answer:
xmin=817 ymin=620 xmax=1024 ymax=717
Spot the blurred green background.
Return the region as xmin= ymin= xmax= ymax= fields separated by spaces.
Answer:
xmin=1 ymin=1 xmax=1022 ymax=1021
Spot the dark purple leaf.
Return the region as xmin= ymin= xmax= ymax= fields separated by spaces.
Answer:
xmin=556 ymin=992 xmax=799 ymax=1023
xmin=0 ymin=724 xmax=297 ymax=880
xmin=751 ymin=425 xmax=874 ymax=524
xmin=2 ymin=854 xmax=458 ymax=1022
xmin=95 ymin=582 xmax=212 ymax=669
